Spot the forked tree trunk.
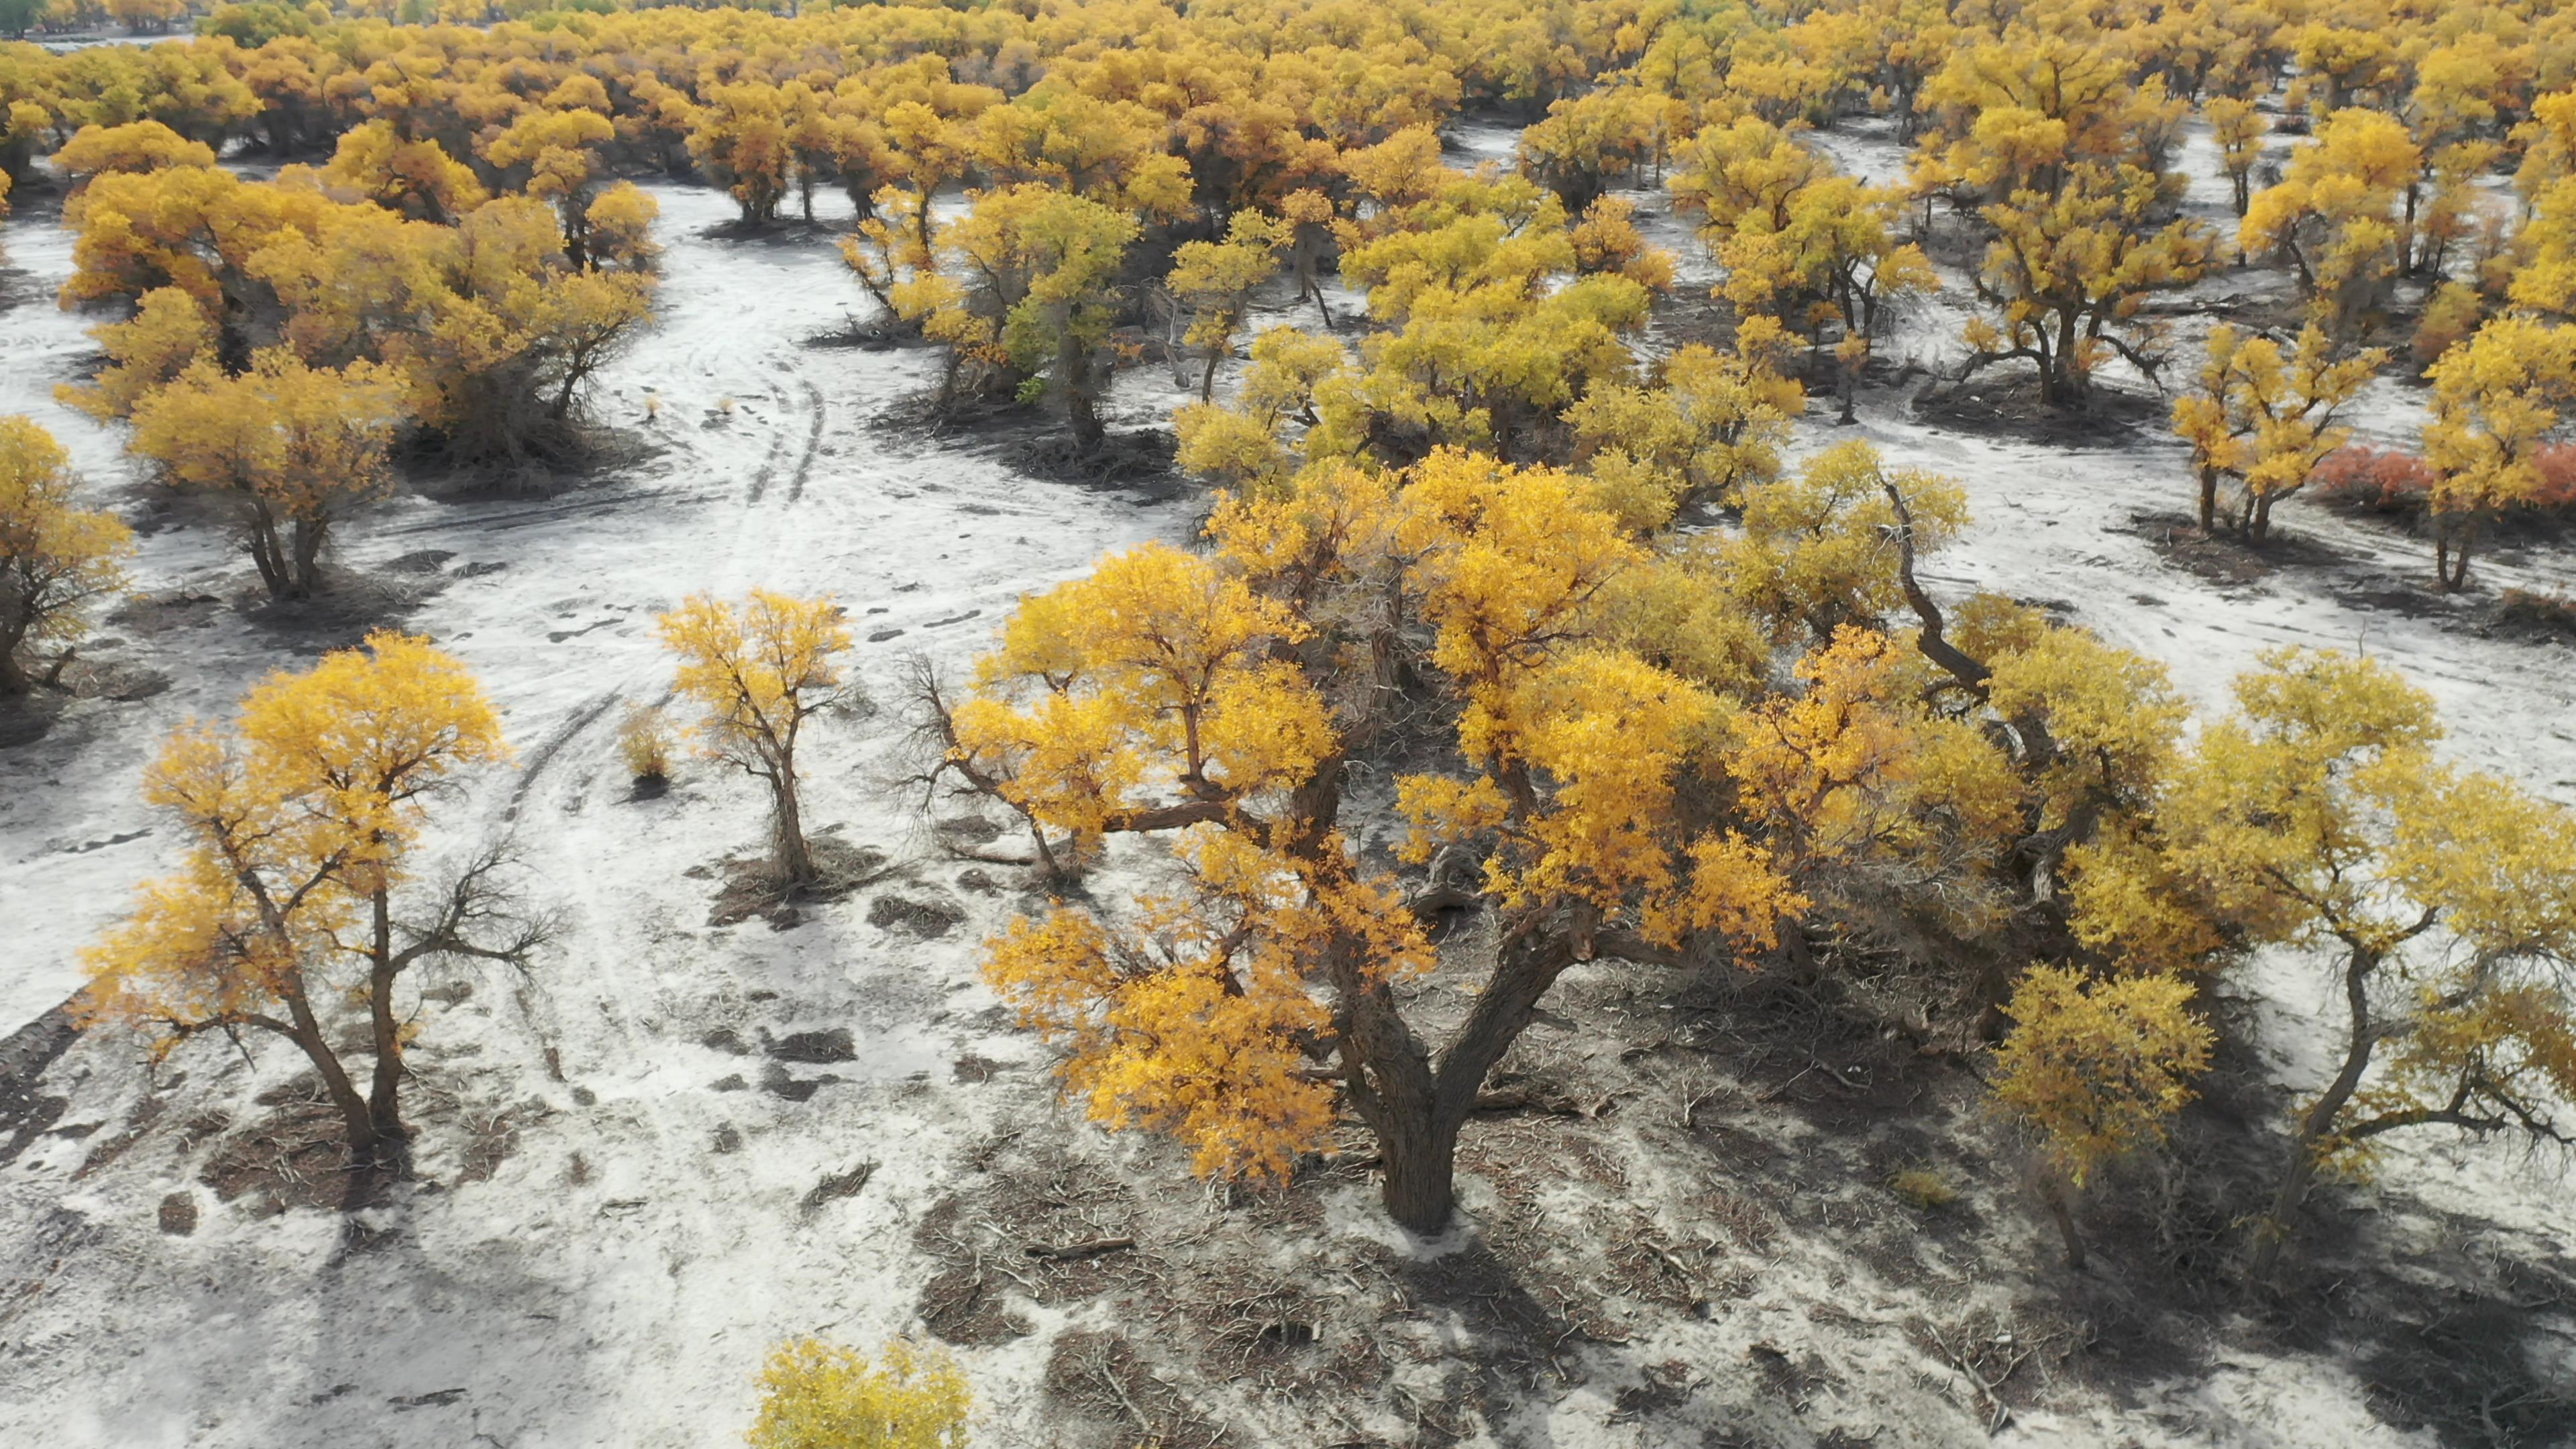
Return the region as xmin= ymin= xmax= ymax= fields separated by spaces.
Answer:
xmin=769 ymin=747 xmax=816 ymax=885
xmin=282 ymin=977 xmax=379 ymax=1162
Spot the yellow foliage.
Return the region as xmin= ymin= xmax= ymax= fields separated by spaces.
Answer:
xmin=127 ymin=347 xmax=407 ymax=598
xmin=81 ymin=632 xmax=507 ymax=1065
xmin=0 ymin=415 xmax=132 ymax=693
xmin=1723 ymin=439 xmax=1966 ymax=641
xmin=747 ymin=1338 xmax=969 ymax=1449
xmin=1992 ymin=965 xmax=2214 ymax=1187
xmin=658 ymin=590 xmax=850 ymax=879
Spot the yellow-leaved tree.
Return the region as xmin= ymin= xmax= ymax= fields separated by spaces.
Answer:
xmin=748 ymin=1338 xmax=969 ymax=1449
xmin=81 ymin=632 xmax=532 ymax=1169
xmin=659 ymin=590 xmax=853 ymax=888
xmin=2169 ymin=324 xmax=2385 ymax=539
xmin=1164 ymin=210 xmax=1285 ymax=400
xmin=124 ymin=349 xmax=408 ymax=600
xmin=1990 ymin=965 xmax=2215 ymax=1269
xmin=2069 ymin=649 xmax=2576 ymax=1273
xmin=929 ymin=449 xmax=1802 ymax=1230
xmin=2419 ymin=315 xmax=2576 ymax=590
xmin=0 ymin=415 xmax=132 ymax=695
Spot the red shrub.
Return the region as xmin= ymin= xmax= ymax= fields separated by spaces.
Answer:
xmin=2532 ymin=443 xmax=2576 ymax=510
xmin=2310 ymin=445 xmax=2433 ymax=514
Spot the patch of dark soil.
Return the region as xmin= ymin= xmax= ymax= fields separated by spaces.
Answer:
xmin=107 ymin=589 xmax=224 ymax=637
xmin=72 ymin=1093 xmax=167 ymax=1180
xmin=37 ymin=652 xmax=171 ymax=703
xmin=759 ymin=1064 xmax=831 ymax=1102
xmin=1912 ymin=377 xmax=2164 ymax=445
xmin=712 ymin=1124 xmax=743 ymax=1154
xmin=2339 ymin=1244 xmax=2576 ymax=1448
xmin=916 ymin=1264 xmax=1035 ymax=1346
xmin=0 ymin=692 xmax=68 ymax=748
xmin=449 ymin=1097 xmax=541 ymax=1185
xmin=158 ymin=1191 xmax=200 ymax=1236
xmin=201 ymin=1089 xmax=359 ymax=1217
xmin=866 ymin=892 xmax=963 ymax=938
xmin=239 ymin=567 xmax=448 ymax=650
xmin=934 ymin=814 xmax=1006 ymax=845
xmin=800 ymin=314 xmax=910 ymax=350
xmin=951 ymin=1054 xmax=1006 ymax=1083
xmin=1002 ymin=429 xmax=1184 ymax=497
xmin=0 ymin=259 xmax=45 ymax=313
xmin=702 ymin=1026 xmax=751 ymax=1055
xmin=711 ymin=1073 xmax=749 ymax=1093
xmin=767 ymin=1028 xmax=855 ymax=1064
xmin=1040 ymin=1329 xmax=1238 ymax=1449
xmin=2488 ymin=587 xmax=2576 ymax=644
xmin=705 ymin=837 xmax=890 ymax=926
xmin=2125 ymin=508 xmax=2356 ymax=588
xmin=914 ymin=1137 xmax=1149 ymax=1341
xmin=0 ymin=1007 xmax=80 ymax=1167
xmin=798 ymin=1161 xmax=876 ymax=1219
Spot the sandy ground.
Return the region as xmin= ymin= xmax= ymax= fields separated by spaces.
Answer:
xmin=1 ymin=121 xmax=2572 ymax=1448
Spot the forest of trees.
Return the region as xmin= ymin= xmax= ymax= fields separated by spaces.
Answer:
xmin=5 ymin=0 xmax=2575 ymax=1437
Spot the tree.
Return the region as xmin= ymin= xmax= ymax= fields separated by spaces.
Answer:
xmin=1171 ymin=325 xmax=1345 ymax=494
xmin=2169 ymin=324 xmax=2385 ymax=539
xmin=2241 ymin=109 xmax=2420 ymax=339
xmin=1964 ymin=163 xmax=2213 ymax=406
xmin=323 ymin=119 xmax=489 ymax=225
xmin=126 ymin=349 xmax=407 ymax=600
xmin=0 ymin=416 xmax=132 ymax=695
xmin=2206 ymin=95 xmax=2267 ymax=217
xmin=749 ymin=1338 xmax=969 ymax=1449
xmin=2420 ymin=315 xmax=2576 ymax=590
xmin=1990 ymin=965 xmax=2214 ymax=1269
xmin=1716 ymin=174 xmax=1935 ymax=422
xmin=2070 ymin=649 xmax=2576 ymax=1273
xmin=1565 ymin=337 xmax=1802 ymax=531
xmin=53 ymin=119 xmax=216 ymax=190
xmin=658 ymin=590 xmax=851 ymax=888
xmin=1165 ymin=210 xmax=1284 ymax=400
xmin=1517 ymin=85 xmax=1658 ymax=209
xmin=688 ymin=83 xmax=792 ymax=226
xmin=941 ymin=452 xmax=1801 ymax=1232
xmin=903 ymin=184 xmax=1138 ymax=447
xmin=80 ymin=632 xmax=531 ymax=1169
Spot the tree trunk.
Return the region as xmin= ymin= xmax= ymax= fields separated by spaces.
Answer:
xmin=1199 ymin=331 xmax=1225 ymax=402
xmin=1375 ymin=1106 xmax=1462 ymax=1234
xmin=284 ymin=978 xmax=378 ymax=1161
xmin=2251 ymin=944 xmax=2379 ymax=1277
xmin=2198 ymin=466 xmax=2219 ymax=533
xmin=2037 ymin=1171 xmax=2086 ymax=1271
xmin=1063 ymin=332 xmax=1106 ymax=450
xmin=0 ymin=619 xmax=29 ymax=696
xmin=769 ymin=755 xmax=815 ymax=885
xmin=246 ymin=502 xmax=290 ymax=598
xmin=290 ymin=517 xmax=326 ymax=596
xmin=365 ymin=885 xmax=411 ymax=1172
